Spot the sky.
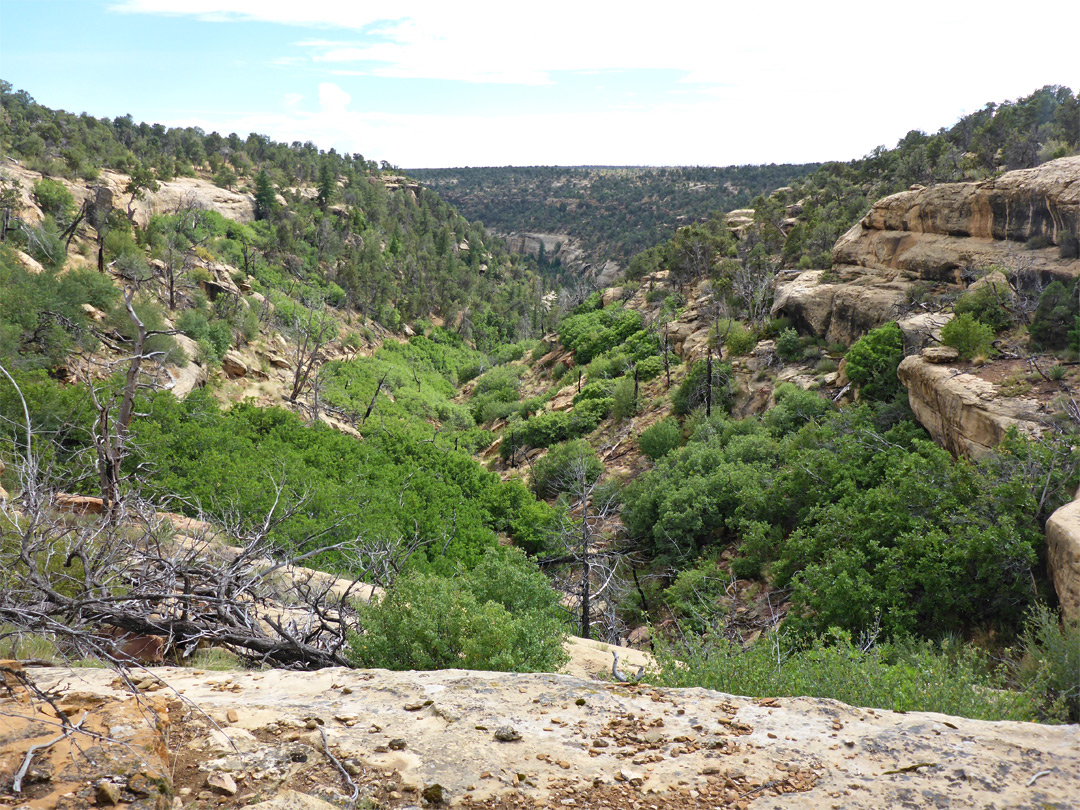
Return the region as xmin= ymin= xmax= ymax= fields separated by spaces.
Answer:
xmin=1 ymin=0 xmax=1077 ymax=168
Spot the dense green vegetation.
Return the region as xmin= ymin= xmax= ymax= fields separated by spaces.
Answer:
xmin=408 ymin=163 xmax=818 ymax=272
xmin=2 ymin=85 xmax=1078 ymax=717
xmin=0 ymin=82 xmax=552 ymax=343
xmin=623 ymin=389 xmax=1078 ymax=640
xmin=349 ymin=549 xmax=569 ymax=672
xmin=654 ymin=628 xmax=1065 ymax=722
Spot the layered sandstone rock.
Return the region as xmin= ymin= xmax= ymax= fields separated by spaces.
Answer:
xmin=1046 ymin=499 xmax=1080 ymax=622
xmin=896 ymin=352 xmax=1045 ymax=458
xmin=774 ymin=157 xmax=1080 ymax=345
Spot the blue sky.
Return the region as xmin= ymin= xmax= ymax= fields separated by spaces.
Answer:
xmin=1 ymin=0 xmax=1077 ymax=168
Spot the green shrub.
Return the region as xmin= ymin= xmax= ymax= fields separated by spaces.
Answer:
xmin=611 ymin=377 xmax=638 ymax=419
xmin=638 ymin=418 xmax=682 ymax=461
xmin=672 ymin=358 xmax=733 ymax=416
xmin=472 ymin=364 xmax=524 ymax=397
xmin=530 ymin=439 xmax=603 ymax=498
xmin=1029 ymin=280 xmax=1079 ymax=351
xmin=177 ymin=311 xmax=231 ymax=361
xmin=1016 ymin=605 xmax=1080 ymax=722
xmin=349 ymin=557 xmax=568 ymax=673
xmin=1060 ymin=234 xmax=1079 ymax=260
xmin=954 ymin=283 xmax=1013 ymax=333
xmin=654 ymin=630 xmax=1042 ymax=722
xmin=721 ymin=321 xmax=757 ymax=356
xmin=635 ymin=355 xmax=663 ymax=381
xmin=661 ymin=556 xmax=731 ymax=632
xmin=761 ymin=383 xmax=833 ymax=437
xmin=941 ymin=313 xmax=994 ymax=359
xmin=645 ymin=287 xmax=669 ymax=304
xmin=558 ymin=304 xmax=643 ymax=364
xmin=32 ymin=178 xmax=75 ymax=224
xmin=844 ymin=322 xmax=904 ymax=400
xmin=774 ymin=328 xmax=803 ymax=362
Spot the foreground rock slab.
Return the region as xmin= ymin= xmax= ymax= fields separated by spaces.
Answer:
xmin=3 ymin=666 xmax=1076 ymax=809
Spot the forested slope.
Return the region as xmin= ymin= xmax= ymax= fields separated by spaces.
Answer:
xmin=407 ymin=163 xmax=818 ymax=270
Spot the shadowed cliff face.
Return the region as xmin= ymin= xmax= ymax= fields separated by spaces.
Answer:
xmin=773 ymin=156 xmax=1080 ymax=347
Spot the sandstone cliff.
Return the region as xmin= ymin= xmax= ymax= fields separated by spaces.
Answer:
xmin=774 ymin=156 xmax=1080 ymax=345
xmin=896 ymin=351 xmax=1047 ymax=458
xmin=1046 ymin=498 xmax=1080 ymax=623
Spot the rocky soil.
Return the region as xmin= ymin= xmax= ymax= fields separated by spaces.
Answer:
xmin=3 ymin=663 xmax=1077 ymax=810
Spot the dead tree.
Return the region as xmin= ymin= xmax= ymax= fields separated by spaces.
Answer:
xmin=0 ymin=421 xmax=364 ymax=670
xmin=86 ymin=288 xmax=170 ymax=522
xmin=538 ymin=452 xmax=625 ymax=642
xmin=287 ymin=301 xmax=336 ymax=403
xmin=86 ymin=185 xmax=113 ymax=273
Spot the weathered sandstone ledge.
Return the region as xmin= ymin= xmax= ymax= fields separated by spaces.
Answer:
xmin=775 ymin=157 xmax=1080 ymax=345
xmin=3 ymin=665 xmax=1077 ymax=810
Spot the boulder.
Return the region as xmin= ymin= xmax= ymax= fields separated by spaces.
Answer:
xmin=54 ymin=494 xmax=105 ymax=514
xmin=772 ymin=269 xmax=909 ymax=346
xmin=897 ymin=355 xmax=1044 ymax=457
xmin=897 ymin=310 xmax=951 ymax=352
xmin=1045 ymin=500 xmax=1080 ymax=622
xmin=920 ymin=345 xmax=960 ymax=364
xmin=221 ymin=351 xmax=249 ymax=378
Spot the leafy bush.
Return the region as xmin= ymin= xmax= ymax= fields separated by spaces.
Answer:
xmin=530 ymin=439 xmax=603 ymax=498
xmin=32 ymin=178 xmax=75 ymax=224
xmin=611 ymin=377 xmax=638 ymax=419
xmin=1015 ymin=605 xmax=1080 ymax=722
xmin=661 ymin=556 xmax=731 ymax=632
xmin=638 ymin=418 xmax=682 ymax=461
xmin=761 ymin=383 xmax=833 ymax=437
xmin=843 ymin=322 xmax=904 ymax=400
xmin=1029 ymin=280 xmax=1079 ymax=351
xmin=954 ymin=283 xmax=1013 ymax=333
xmin=177 ymin=310 xmax=232 ymax=361
xmin=349 ymin=553 xmax=568 ymax=673
xmin=622 ymin=406 xmax=1075 ymax=639
xmin=558 ymin=304 xmax=644 ymax=364
xmin=942 ymin=313 xmax=994 ymax=360
xmin=472 ymin=364 xmax=525 ymax=397
xmin=635 ymin=355 xmax=663 ymax=381
xmin=654 ymin=630 xmax=1043 ymax=722
xmin=0 ymin=247 xmax=115 ymax=370
xmin=24 ymin=219 xmax=66 ymax=270
xmin=774 ymin=328 xmax=803 ymax=362
xmin=721 ymin=320 xmax=756 ymax=356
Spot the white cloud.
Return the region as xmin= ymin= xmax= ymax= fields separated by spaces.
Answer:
xmin=110 ymin=0 xmax=1080 ymax=165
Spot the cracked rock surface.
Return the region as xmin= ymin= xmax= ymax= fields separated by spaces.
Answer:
xmin=2 ymin=665 xmax=1077 ymax=809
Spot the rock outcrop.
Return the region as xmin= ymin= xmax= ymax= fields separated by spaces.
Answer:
xmin=4 ymin=665 xmax=1076 ymax=810
xmin=1 ymin=161 xmax=255 ymax=229
xmin=1046 ymin=499 xmax=1080 ymax=622
xmin=774 ymin=157 xmax=1080 ymax=345
xmin=896 ymin=352 xmax=1046 ymax=458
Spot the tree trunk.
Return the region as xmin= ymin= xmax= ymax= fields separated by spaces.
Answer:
xmin=705 ymin=349 xmax=713 ymax=418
